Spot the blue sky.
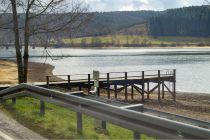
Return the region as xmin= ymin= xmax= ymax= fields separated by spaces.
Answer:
xmin=84 ymin=0 xmax=208 ymax=11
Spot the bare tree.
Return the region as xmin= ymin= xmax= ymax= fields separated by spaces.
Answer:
xmin=0 ymin=0 xmax=90 ymax=83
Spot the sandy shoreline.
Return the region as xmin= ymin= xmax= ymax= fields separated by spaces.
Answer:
xmin=0 ymin=59 xmax=210 ymax=122
xmin=0 ymin=60 xmax=56 ymax=84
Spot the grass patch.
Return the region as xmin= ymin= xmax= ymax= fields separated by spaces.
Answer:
xmin=63 ymin=35 xmax=210 ymax=46
xmin=0 ymin=97 xmax=154 ymax=139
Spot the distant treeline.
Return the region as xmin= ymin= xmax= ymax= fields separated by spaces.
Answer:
xmin=149 ymin=6 xmax=210 ymax=37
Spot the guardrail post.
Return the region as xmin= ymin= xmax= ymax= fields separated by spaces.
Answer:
xmin=158 ymin=70 xmax=161 ymax=101
xmin=88 ymin=74 xmax=91 ymax=93
xmin=40 ymin=100 xmax=45 ymax=116
xmin=68 ymin=75 xmax=71 ymax=90
xmin=77 ymin=112 xmax=83 ymax=135
xmin=125 ymin=72 xmax=128 ymax=101
xmin=142 ymin=71 xmax=145 ymax=102
xmin=46 ymin=76 xmax=49 ymax=88
xmin=12 ymin=98 xmax=16 ymax=105
xmin=133 ymin=131 xmax=141 ymax=140
xmin=173 ymin=69 xmax=176 ymax=101
xmin=107 ymin=73 xmax=110 ymax=99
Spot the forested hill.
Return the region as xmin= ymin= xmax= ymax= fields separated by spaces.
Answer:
xmin=77 ymin=11 xmax=158 ymax=37
xmin=149 ymin=6 xmax=210 ymax=37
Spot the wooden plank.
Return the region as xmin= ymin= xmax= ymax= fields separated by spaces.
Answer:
xmin=148 ymin=84 xmax=160 ymax=94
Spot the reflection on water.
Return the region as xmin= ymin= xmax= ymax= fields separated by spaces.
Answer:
xmin=4 ymin=47 xmax=210 ymax=93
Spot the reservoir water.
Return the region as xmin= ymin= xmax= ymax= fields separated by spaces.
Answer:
xmin=1 ymin=47 xmax=210 ymax=93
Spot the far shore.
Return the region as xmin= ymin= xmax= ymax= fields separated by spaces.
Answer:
xmin=44 ymin=45 xmax=210 ymax=49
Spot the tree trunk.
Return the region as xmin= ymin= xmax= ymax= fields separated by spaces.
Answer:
xmin=10 ymin=0 xmax=24 ymax=84
xmin=23 ymin=14 xmax=30 ymax=83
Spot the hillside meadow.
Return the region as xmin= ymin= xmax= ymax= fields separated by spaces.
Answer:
xmin=63 ymin=35 xmax=210 ymax=47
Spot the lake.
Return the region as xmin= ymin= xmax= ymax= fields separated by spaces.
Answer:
xmin=1 ymin=47 xmax=210 ymax=93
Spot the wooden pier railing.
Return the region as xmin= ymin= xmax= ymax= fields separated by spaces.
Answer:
xmin=46 ymin=69 xmax=176 ymax=101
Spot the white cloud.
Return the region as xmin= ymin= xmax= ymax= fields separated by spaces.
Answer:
xmin=84 ymin=0 xmax=206 ymax=12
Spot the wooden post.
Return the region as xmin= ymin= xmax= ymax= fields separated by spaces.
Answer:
xmin=158 ymin=70 xmax=161 ymax=101
xmin=114 ymin=84 xmax=117 ymax=99
xmin=147 ymin=81 xmax=150 ymax=99
xmin=46 ymin=76 xmax=49 ymax=88
xmin=88 ymin=74 xmax=91 ymax=93
xmin=125 ymin=72 xmax=128 ymax=101
xmin=77 ymin=112 xmax=83 ymax=135
xmin=107 ymin=73 xmax=110 ymax=99
xmin=68 ymin=75 xmax=71 ymax=90
xmin=131 ymin=85 xmax=134 ymax=100
xmin=79 ymin=86 xmax=82 ymax=91
xmin=142 ymin=71 xmax=145 ymax=102
xmin=12 ymin=98 xmax=16 ymax=105
xmin=162 ymin=81 xmax=165 ymax=99
xmin=97 ymin=86 xmax=100 ymax=97
xmin=173 ymin=69 xmax=176 ymax=101
xmin=133 ymin=131 xmax=141 ymax=140
xmin=40 ymin=100 xmax=45 ymax=116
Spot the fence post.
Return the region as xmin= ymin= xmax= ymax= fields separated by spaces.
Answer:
xmin=88 ymin=74 xmax=91 ymax=93
xmin=158 ymin=70 xmax=161 ymax=101
xmin=46 ymin=76 xmax=49 ymax=88
xmin=173 ymin=69 xmax=176 ymax=101
xmin=40 ymin=100 xmax=45 ymax=116
xmin=125 ymin=72 xmax=128 ymax=101
xmin=68 ymin=75 xmax=71 ymax=90
xmin=131 ymin=85 xmax=134 ymax=100
xmin=162 ymin=80 xmax=165 ymax=99
xmin=114 ymin=84 xmax=117 ymax=99
xmin=107 ymin=73 xmax=110 ymax=99
xmin=77 ymin=112 xmax=83 ymax=135
xmin=142 ymin=71 xmax=145 ymax=102
xmin=133 ymin=131 xmax=141 ymax=140
xmin=147 ymin=81 xmax=150 ymax=99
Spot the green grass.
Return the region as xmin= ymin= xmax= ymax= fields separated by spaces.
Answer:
xmin=63 ymin=35 xmax=210 ymax=46
xmin=0 ymin=97 xmax=154 ymax=139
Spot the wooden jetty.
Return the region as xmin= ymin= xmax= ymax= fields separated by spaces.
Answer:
xmin=46 ymin=69 xmax=176 ymax=102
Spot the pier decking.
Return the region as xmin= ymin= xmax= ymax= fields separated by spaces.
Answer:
xmin=46 ymin=69 xmax=176 ymax=102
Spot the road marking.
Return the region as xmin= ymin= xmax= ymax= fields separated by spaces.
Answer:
xmin=0 ymin=130 xmax=14 ymax=140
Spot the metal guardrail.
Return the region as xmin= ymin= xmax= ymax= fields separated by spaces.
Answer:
xmin=0 ymin=84 xmax=210 ymax=139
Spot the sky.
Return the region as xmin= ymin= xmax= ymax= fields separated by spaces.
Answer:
xmin=84 ymin=0 xmax=208 ymax=11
